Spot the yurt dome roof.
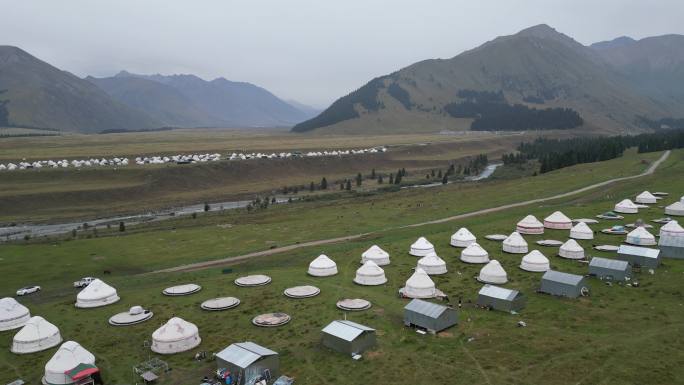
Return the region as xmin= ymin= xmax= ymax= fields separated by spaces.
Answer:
xmin=356 ymin=260 xmax=384 ymax=275
xmin=152 ymin=317 xmax=199 ymax=342
xmin=462 ymin=243 xmax=488 ymax=257
xmin=616 ymin=199 xmax=638 ymax=208
xmin=405 ymin=268 xmax=435 ymax=289
xmin=452 ymin=227 xmax=476 ymax=241
xmin=411 ymin=237 xmax=434 ymax=250
xmin=76 ymin=279 xmax=117 ymax=301
xmin=561 ymin=239 xmax=584 ymax=252
xmin=504 ymin=232 xmax=527 ymax=246
xmin=518 ymin=215 xmax=543 ymax=227
xmin=522 ymin=250 xmax=549 ymax=264
xmin=571 ymin=222 xmax=593 ymax=234
xmin=660 ymin=220 xmax=684 ymax=235
xmin=44 ymin=341 xmax=95 ymax=381
xmin=418 ymin=253 xmax=446 ymax=267
xmin=0 ymin=297 xmax=29 ymax=321
xmin=627 ymin=226 xmax=655 ymax=240
xmin=362 ymin=245 xmax=389 ymax=259
xmin=667 ymin=201 xmax=684 ymax=211
xmin=637 ymin=191 xmax=657 ymax=200
xmin=545 ymin=211 xmax=571 ymax=223
xmin=479 ymin=260 xmax=508 ymax=283
xmin=13 ymin=316 xmax=59 ymax=343
xmin=309 ymin=254 xmax=337 ymax=268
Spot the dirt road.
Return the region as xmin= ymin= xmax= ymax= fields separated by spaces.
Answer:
xmin=154 ymin=150 xmax=670 ymax=273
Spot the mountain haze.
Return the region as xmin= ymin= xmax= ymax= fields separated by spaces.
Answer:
xmin=294 ymin=25 xmax=683 ymax=134
xmin=0 ymin=46 xmax=161 ymax=132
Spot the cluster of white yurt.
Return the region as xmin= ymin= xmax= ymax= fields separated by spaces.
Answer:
xmin=43 ymin=341 xmax=95 ymax=385
xmin=308 ymin=254 xmax=338 ymax=277
xmin=570 ymin=222 xmax=594 ymax=240
xmin=635 ymin=191 xmax=658 ymax=204
xmin=227 ymin=147 xmax=385 ymax=161
xmin=417 ymin=252 xmax=447 ymax=275
xmin=516 ymin=215 xmax=544 ymax=234
xmin=665 ymin=201 xmax=684 ymax=216
xmin=626 ymin=227 xmax=656 ymax=246
xmin=559 ymin=239 xmax=585 ymax=259
xmin=409 ymin=237 xmax=435 ymax=256
xmin=0 ymin=157 xmax=130 ymax=172
xmin=354 ymin=261 xmax=387 ymax=286
xmin=478 ymin=260 xmax=508 ymax=284
xmin=361 ymin=245 xmax=390 ymax=266
xmin=660 ymin=220 xmax=684 ymax=237
xmin=520 ymin=250 xmax=550 ymax=272
xmin=151 ymin=317 xmax=201 ymax=354
xmin=544 ymin=211 xmax=572 ymax=229
xmin=460 ymin=243 xmax=489 ymax=264
xmin=402 ymin=268 xmax=437 ymax=298
xmin=450 ymin=228 xmax=476 ymax=247
xmin=135 ymin=153 xmax=221 ymax=165
xmin=12 ymin=316 xmax=62 ymax=354
xmin=614 ymin=199 xmax=638 ymax=214
xmin=75 ymin=279 xmax=120 ymax=308
xmin=503 ymin=232 xmax=528 ymax=254
xmin=0 ymin=297 xmax=31 ymax=331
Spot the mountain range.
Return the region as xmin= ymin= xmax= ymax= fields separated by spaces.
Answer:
xmin=293 ymin=25 xmax=684 ymax=134
xmin=0 ymin=46 xmax=317 ymax=132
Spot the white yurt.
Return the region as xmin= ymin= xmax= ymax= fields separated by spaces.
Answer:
xmin=402 ymin=268 xmax=437 ymax=299
xmin=558 ymin=239 xmax=585 ymax=259
xmin=75 ymin=279 xmax=120 ymax=308
xmin=570 ymin=222 xmax=594 ymax=240
xmin=43 ymin=341 xmax=96 ymax=385
xmin=361 ymin=245 xmax=390 ymax=266
xmin=409 ymin=237 xmax=435 ymax=257
xmin=417 ymin=252 xmax=448 ymax=275
xmin=478 ymin=260 xmax=508 ymax=284
xmin=0 ymin=297 xmax=30 ymax=331
xmin=635 ymin=191 xmax=657 ymax=204
xmin=665 ymin=201 xmax=684 ymax=216
xmin=625 ymin=227 xmax=656 ymax=246
xmin=151 ymin=317 xmax=201 ymax=354
xmin=660 ymin=220 xmax=684 ymax=237
xmin=516 ymin=215 xmax=545 ymax=234
xmin=307 ymin=254 xmax=338 ymax=277
xmin=11 ymin=316 xmax=62 ymax=354
xmin=353 ymin=261 xmax=387 ymax=286
xmin=543 ymin=211 xmax=573 ymax=230
xmin=460 ymin=243 xmax=490 ymax=264
xmin=614 ymin=199 xmax=638 ymax=214
xmin=450 ymin=227 xmax=476 ymax=247
xmin=502 ymin=232 xmax=528 ymax=254
xmin=520 ymin=250 xmax=551 ymax=272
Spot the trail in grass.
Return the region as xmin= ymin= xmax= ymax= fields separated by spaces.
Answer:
xmin=153 ymin=150 xmax=670 ymax=274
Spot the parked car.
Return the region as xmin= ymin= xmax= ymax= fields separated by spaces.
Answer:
xmin=273 ymin=376 xmax=295 ymax=385
xmin=73 ymin=277 xmax=96 ymax=288
xmin=16 ymin=286 xmax=41 ymax=296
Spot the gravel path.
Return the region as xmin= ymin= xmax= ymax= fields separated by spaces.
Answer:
xmin=153 ymin=150 xmax=670 ymax=274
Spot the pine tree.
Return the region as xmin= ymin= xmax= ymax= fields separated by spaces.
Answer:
xmin=345 ymin=179 xmax=352 ymax=190
xmin=431 ymin=169 xmax=435 ymax=177
xmin=119 ymin=222 xmax=125 ymax=232
xmin=356 ymin=173 xmax=362 ymax=187
xmin=309 ymin=181 xmax=315 ymax=192
xmin=321 ymin=177 xmax=328 ymax=189
xmin=442 ymin=174 xmax=448 ymax=184
xmin=438 ymin=169 xmax=443 ymax=178
xmin=204 ymin=202 xmax=210 ymax=212
xmin=394 ymin=172 xmax=402 ymax=184
xmin=378 ymin=175 xmax=384 ymax=184
xmin=389 ymin=173 xmax=394 ymax=184
xmin=371 ymin=168 xmax=376 ymax=179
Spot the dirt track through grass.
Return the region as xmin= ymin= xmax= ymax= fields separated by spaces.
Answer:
xmin=154 ymin=150 xmax=670 ymax=273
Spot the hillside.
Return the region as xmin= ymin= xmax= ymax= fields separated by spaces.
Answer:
xmin=0 ymin=46 xmax=161 ymax=133
xmin=293 ymin=25 xmax=681 ymax=134
xmin=591 ymin=34 xmax=684 ymax=109
xmin=99 ymin=71 xmax=310 ymax=127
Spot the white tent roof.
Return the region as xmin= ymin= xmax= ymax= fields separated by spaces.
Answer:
xmin=309 ymin=254 xmax=337 ymax=269
xmin=462 ymin=243 xmax=488 ymax=258
xmin=361 ymin=245 xmax=390 ymax=264
xmin=44 ymin=341 xmax=95 ymax=385
xmin=356 ymin=260 xmax=385 ymax=277
xmin=13 ymin=316 xmax=59 ymax=342
xmin=411 ymin=237 xmax=434 ymax=250
xmin=666 ymin=201 xmax=684 ymax=212
xmin=451 ymin=227 xmax=476 ymax=242
xmin=570 ymin=222 xmax=593 ymax=235
xmin=478 ymin=260 xmax=508 ymax=284
xmin=545 ymin=211 xmax=572 ymax=224
xmin=627 ymin=227 xmax=655 ymax=241
xmin=418 ymin=253 xmax=446 ymax=267
xmin=637 ymin=191 xmax=657 ymax=200
xmin=561 ymin=239 xmax=584 ymax=252
xmin=152 ymin=317 xmax=199 ymax=343
xmin=616 ymin=199 xmax=638 ymax=209
xmin=405 ymin=268 xmax=436 ymax=290
xmin=504 ymin=232 xmax=527 ymax=247
xmin=660 ymin=220 xmax=684 ymax=236
xmin=517 ymin=215 xmax=543 ymax=228
xmin=0 ymin=297 xmax=30 ymax=330
xmin=76 ymin=279 xmax=119 ymax=307
xmin=520 ymin=250 xmax=550 ymax=272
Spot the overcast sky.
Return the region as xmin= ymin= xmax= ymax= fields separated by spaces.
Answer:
xmin=1 ymin=0 xmax=682 ymax=108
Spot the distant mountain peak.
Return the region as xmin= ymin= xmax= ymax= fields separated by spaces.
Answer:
xmin=591 ymin=36 xmax=637 ymax=50
xmin=517 ymin=24 xmax=558 ymax=37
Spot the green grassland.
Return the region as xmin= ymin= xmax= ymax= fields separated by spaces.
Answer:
xmin=1 ymin=149 xmax=682 ymax=384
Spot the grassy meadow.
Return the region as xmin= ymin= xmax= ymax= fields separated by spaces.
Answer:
xmin=1 ymin=149 xmax=683 ymax=384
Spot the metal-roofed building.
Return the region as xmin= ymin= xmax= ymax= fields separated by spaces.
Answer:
xmin=539 ymin=270 xmax=589 ymax=298
xmin=216 ymin=342 xmax=279 ymax=384
xmin=588 ymin=257 xmax=631 ymax=281
xmin=403 ymin=299 xmax=458 ymax=333
xmin=617 ymin=245 xmax=661 ymax=268
xmin=477 ymin=284 xmax=526 ymax=312
xmin=321 ymin=320 xmax=376 ymax=355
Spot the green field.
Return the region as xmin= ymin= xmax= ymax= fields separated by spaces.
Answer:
xmin=1 ymin=149 xmax=682 ymax=385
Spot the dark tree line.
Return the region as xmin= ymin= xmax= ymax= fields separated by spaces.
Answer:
xmin=443 ymin=89 xmax=583 ymax=131
xmin=0 ymin=90 xmax=9 ymax=126
xmin=387 ymin=82 xmax=412 ymax=110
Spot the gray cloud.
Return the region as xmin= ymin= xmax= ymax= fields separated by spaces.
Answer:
xmin=1 ymin=0 xmax=682 ymax=107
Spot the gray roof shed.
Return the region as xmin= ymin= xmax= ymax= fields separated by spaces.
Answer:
xmin=477 ymin=284 xmax=526 ymax=312
xmin=216 ymin=342 xmax=279 ymax=384
xmin=588 ymin=257 xmax=631 ymax=281
xmin=403 ymin=299 xmax=458 ymax=333
xmin=617 ymin=245 xmax=661 ymax=268
xmin=539 ymin=270 xmax=589 ymax=298
xmin=321 ymin=320 xmax=376 ymax=355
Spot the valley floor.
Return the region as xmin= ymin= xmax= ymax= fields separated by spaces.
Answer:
xmin=1 ymin=149 xmax=683 ymax=384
